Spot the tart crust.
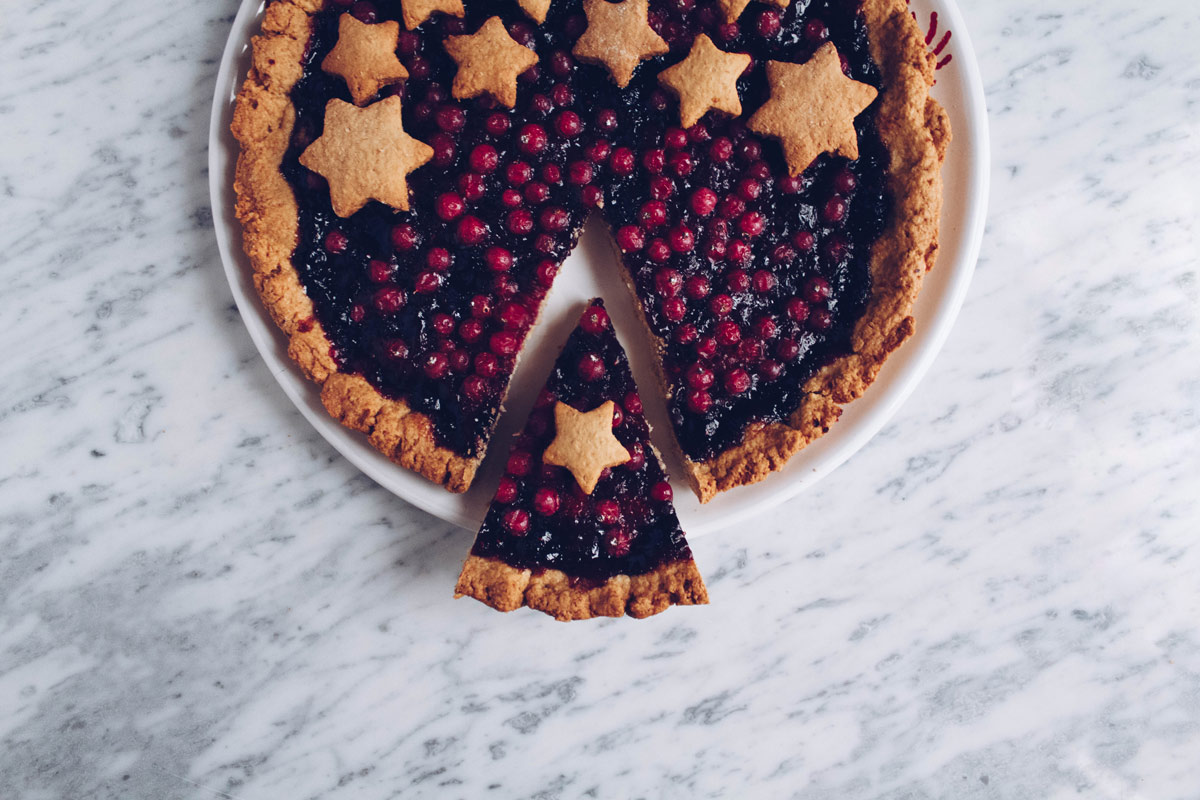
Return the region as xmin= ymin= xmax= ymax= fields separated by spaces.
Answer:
xmin=623 ymin=0 xmax=951 ymax=502
xmin=232 ymin=0 xmax=480 ymax=492
xmin=232 ymin=0 xmax=948 ymax=500
xmin=454 ymin=554 xmax=709 ymax=621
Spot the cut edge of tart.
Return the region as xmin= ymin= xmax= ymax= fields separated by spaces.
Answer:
xmin=613 ymin=0 xmax=951 ymax=503
xmin=231 ymin=0 xmax=951 ymax=501
xmin=232 ymin=0 xmax=486 ymax=492
xmin=455 ymin=299 xmax=709 ymax=621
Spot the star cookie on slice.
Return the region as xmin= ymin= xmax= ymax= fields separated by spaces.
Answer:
xmin=321 ymin=14 xmax=408 ymax=106
xmin=517 ymin=0 xmax=553 ymax=25
xmin=572 ymin=0 xmax=668 ymax=89
xmin=298 ymin=97 xmax=433 ymax=217
xmin=716 ymin=0 xmax=790 ymax=23
xmin=444 ymin=16 xmax=539 ymax=108
xmin=747 ymin=42 xmax=879 ymax=176
xmin=398 ymin=0 xmax=464 ymax=30
xmin=657 ymin=34 xmax=750 ymax=129
xmin=455 ymin=300 xmax=708 ymax=621
xmin=543 ymin=401 xmax=631 ymax=494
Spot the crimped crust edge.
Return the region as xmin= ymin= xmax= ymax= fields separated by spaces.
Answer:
xmin=454 ymin=554 xmax=709 ymax=621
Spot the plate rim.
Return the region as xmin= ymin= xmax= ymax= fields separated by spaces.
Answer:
xmin=208 ymin=0 xmax=990 ymax=536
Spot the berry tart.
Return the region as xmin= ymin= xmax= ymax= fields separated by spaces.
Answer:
xmin=455 ymin=299 xmax=708 ymax=620
xmin=232 ymin=0 xmax=948 ymax=500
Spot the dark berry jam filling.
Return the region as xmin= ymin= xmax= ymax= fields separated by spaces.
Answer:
xmin=283 ymin=3 xmax=594 ymax=457
xmin=595 ymin=0 xmax=888 ymax=459
xmin=471 ymin=301 xmax=693 ymax=581
xmin=280 ymin=0 xmax=889 ymax=463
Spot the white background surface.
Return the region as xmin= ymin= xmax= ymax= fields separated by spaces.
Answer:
xmin=3 ymin=1 xmax=1199 ymax=798
xmin=209 ymin=0 xmax=988 ymax=534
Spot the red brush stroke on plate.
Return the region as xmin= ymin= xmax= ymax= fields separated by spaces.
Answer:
xmin=907 ymin=2 xmax=954 ymax=70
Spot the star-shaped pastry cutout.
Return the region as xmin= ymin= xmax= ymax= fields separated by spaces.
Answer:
xmin=572 ymin=0 xmax=668 ymax=89
xmin=716 ymin=0 xmax=790 ymax=23
xmin=657 ymin=34 xmax=750 ymax=129
xmin=444 ymin=16 xmax=539 ymax=108
xmin=543 ymin=401 xmax=631 ymax=494
xmin=517 ymin=0 xmax=553 ymax=24
xmin=321 ymin=14 xmax=408 ymax=106
xmin=398 ymin=0 xmax=464 ymax=30
xmin=299 ymin=97 xmax=433 ymax=217
xmin=747 ymin=42 xmax=879 ymax=176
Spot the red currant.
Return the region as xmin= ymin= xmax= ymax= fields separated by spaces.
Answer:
xmin=580 ymin=304 xmax=609 ymax=334
xmin=724 ymin=368 xmax=751 ymax=394
xmin=533 ymin=487 xmax=560 ymax=516
xmin=578 ymin=352 xmax=605 ymax=381
xmin=495 ymin=476 xmax=518 ymax=504
xmin=503 ymin=508 xmax=530 ymax=536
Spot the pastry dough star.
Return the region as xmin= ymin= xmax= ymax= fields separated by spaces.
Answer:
xmin=657 ymin=34 xmax=750 ymax=129
xmin=398 ymin=0 xmax=464 ymax=30
xmin=747 ymin=42 xmax=879 ymax=176
xmin=444 ymin=16 xmax=539 ymax=108
xmin=572 ymin=0 xmax=668 ymax=89
xmin=543 ymin=401 xmax=631 ymax=495
xmin=299 ymin=97 xmax=433 ymax=217
xmin=517 ymin=0 xmax=553 ymax=24
xmin=716 ymin=0 xmax=790 ymax=23
xmin=321 ymin=14 xmax=408 ymax=106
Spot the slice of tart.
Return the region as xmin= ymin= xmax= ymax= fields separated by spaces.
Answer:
xmin=455 ymin=299 xmax=708 ymax=621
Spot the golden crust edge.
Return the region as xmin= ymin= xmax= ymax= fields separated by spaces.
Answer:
xmin=454 ymin=554 xmax=709 ymax=621
xmin=231 ymin=0 xmax=481 ymax=493
xmin=685 ymin=0 xmax=952 ymax=502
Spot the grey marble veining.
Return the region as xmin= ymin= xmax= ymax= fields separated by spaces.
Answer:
xmin=2 ymin=0 xmax=1199 ymax=797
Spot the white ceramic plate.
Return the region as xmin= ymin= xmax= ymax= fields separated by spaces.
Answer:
xmin=209 ymin=0 xmax=988 ymax=536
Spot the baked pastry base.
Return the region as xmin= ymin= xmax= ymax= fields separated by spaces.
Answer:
xmin=455 ymin=554 xmax=709 ymax=621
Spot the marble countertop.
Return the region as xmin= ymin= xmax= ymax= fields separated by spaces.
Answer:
xmin=3 ymin=0 xmax=1199 ymax=797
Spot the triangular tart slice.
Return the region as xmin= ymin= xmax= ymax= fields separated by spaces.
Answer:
xmin=455 ymin=299 xmax=708 ymax=621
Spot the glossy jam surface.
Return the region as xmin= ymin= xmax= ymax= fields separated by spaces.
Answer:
xmin=471 ymin=301 xmax=692 ymax=580
xmin=282 ymin=0 xmax=888 ymax=461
